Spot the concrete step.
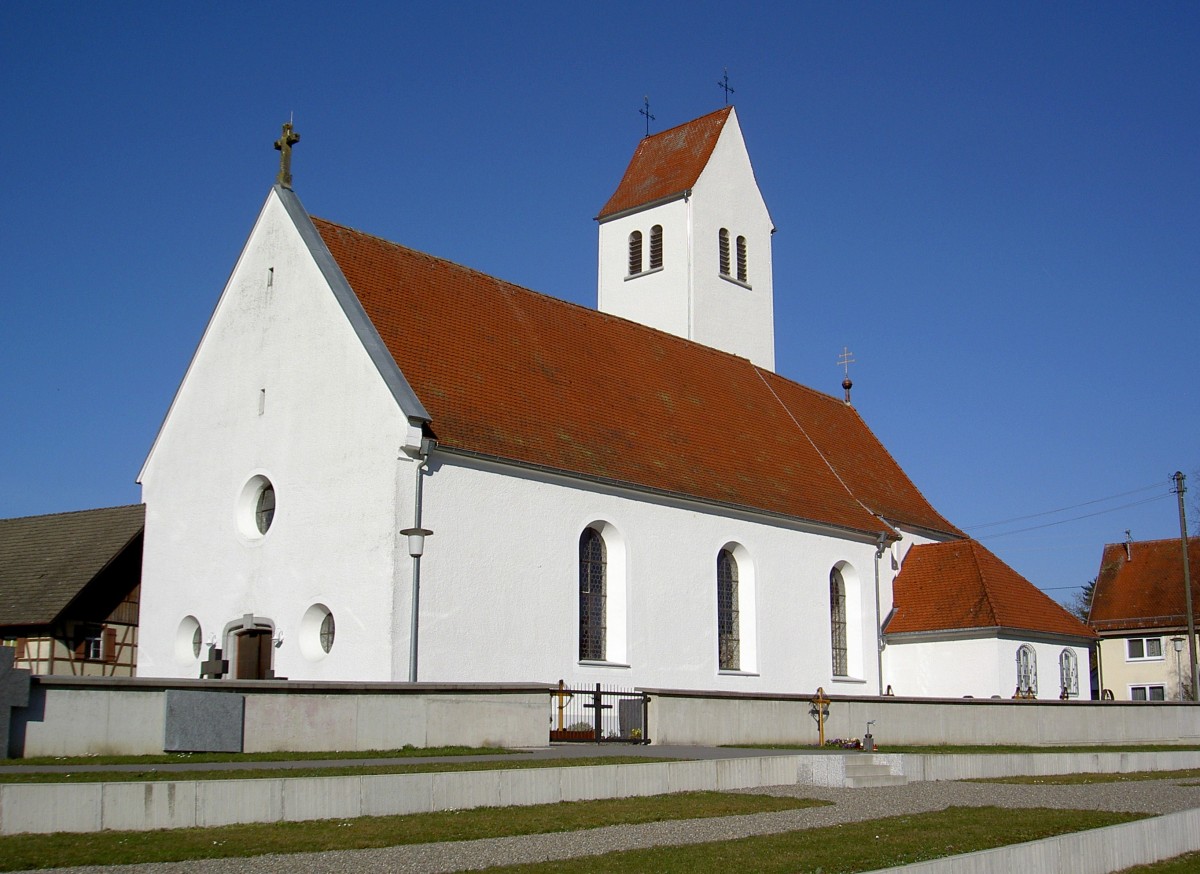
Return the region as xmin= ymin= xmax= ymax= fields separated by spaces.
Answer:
xmin=843 ymin=755 xmax=907 ymax=788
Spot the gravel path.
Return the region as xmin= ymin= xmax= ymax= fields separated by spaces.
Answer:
xmin=16 ymin=778 xmax=1200 ymax=874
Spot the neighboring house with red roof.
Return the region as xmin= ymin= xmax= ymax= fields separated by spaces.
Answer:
xmin=0 ymin=505 xmax=143 ymax=676
xmin=1088 ymin=537 xmax=1200 ymax=701
xmin=884 ymin=540 xmax=1096 ymax=698
xmin=135 ymin=108 xmax=1081 ymax=696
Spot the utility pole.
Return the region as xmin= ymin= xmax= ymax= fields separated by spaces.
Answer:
xmin=1174 ymin=471 xmax=1197 ymax=701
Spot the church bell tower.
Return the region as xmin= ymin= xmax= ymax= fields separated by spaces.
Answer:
xmin=596 ymin=106 xmax=776 ymax=370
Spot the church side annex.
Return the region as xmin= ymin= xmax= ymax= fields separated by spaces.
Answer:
xmin=135 ymin=108 xmax=1090 ymax=698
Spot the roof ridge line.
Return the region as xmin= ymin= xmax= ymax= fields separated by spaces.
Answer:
xmin=967 ymin=540 xmax=1002 ymax=625
xmin=752 ymin=364 xmax=887 ymax=535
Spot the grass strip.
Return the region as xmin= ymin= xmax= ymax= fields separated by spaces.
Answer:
xmin=487 ymin=806 xmax=1148 ymax=873
xmin=723 ymin=743 xmax=1200 ymax=754
xmin=972 ymin=768 xmax=1200 ymax=785
xmin=0 ymin=791 xmax=827 ymax=871
xmin=0 ymin=756 xmax=675 ymax=784
xmin=1117 ymin=851 xmax=1200 ymax=872
xmin=0 ymin=745 xmax=513 ymax=768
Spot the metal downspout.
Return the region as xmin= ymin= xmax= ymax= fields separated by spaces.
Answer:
xmin=408 ymin=447 xmax=431 ymax=683
xmin=874 ymin=534 xmax=887 ymax=695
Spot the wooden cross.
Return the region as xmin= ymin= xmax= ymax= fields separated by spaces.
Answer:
xmin=554 ymin=679 xmax=574 ymax=731
xmin=274 ymin=121 xmax=301 ymax=188
xmin=718 ymin=67 xmax=735 ymax=105
xmin=810 ymin=686 xmax=831 ymax=747
xmin=640 ymin=96 xmax=656 ymax=138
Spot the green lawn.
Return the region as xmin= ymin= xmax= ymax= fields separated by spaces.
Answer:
xmin=973 ymin=768 xmax=1200 ymax=785
xmin=0 ymin=755 xmax=675 ymax=784
xmin=0 ymin=745 xmax=512 ymax=767
xmin=486 ymin=807 xmax=1149 ymax=873
xmin=1118 ymin=852 xmax=1200 ymax=872
xmin=0 ymin=791 xmax=828 ymax=870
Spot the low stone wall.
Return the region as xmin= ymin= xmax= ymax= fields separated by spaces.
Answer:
xmin=644 ymin=689 xmax=1200 ymax=747
xmin=9 ymin=677 xmax=548 ymax=757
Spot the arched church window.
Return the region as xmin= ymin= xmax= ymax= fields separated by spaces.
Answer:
xmin=736 ymin=235 xmax=748 ymax=283
xmin=718 ymin=228 xmax=730 ymax=276
xmin=1058 ymin=648 xmax=1078 ymax=698
xmin=579 ymin=528 xmax=606 ymax=660
xmin=649 ymin=225 xmax=663 ymax=270
xmin=830 ymin=567 xmax=848 ymax=676
xmin=1016 ymin=644 xmax=1038 ymax=696
xmin=717 ymin=548 xmax=739 ymax=670
xmin=628 ymin=231 xmax=643 ymax=276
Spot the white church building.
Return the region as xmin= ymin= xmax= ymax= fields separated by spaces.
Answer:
xmin=136 ymin=107 xmax=1094 ymax=698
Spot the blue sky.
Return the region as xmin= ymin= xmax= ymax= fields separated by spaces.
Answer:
xmin=2 ymin=2 xmax=1196 ymax=607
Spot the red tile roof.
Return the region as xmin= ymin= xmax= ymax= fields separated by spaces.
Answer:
xmin=1089 ymin=537 xmax=1200 ymax=632
xmin=886 ymin=539 xmax=1096 ymax=638
xmin=312 ymin=218 xmax=960 ymax=539
xmin=597 ymin=107 xmax=733 ymax=219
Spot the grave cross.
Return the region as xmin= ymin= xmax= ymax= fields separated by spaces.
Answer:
xmin=274 ymin=121 xmax=301 ymax=189
xmin=717 ymin=67 xmax=735 ymax=105
xmin=582 ymin=682 xmax=613 ymax=740
xmin=809 ymin=686 xmax=831 ymax=747
xmin=0 ymin=645 xmax=31 ymax=758
xmin=639 ymin=96 xmax=656 ymax=138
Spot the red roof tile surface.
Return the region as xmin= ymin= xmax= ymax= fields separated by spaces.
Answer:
xmin=597 ymin=107 xmax=732 ymax=219
xmin=886 ymin=539 xmax=1096 ymax=638
xmin=313 ymin=218 xmax=959 ymax=539
xmin=1089 ymin=538 xmax=1200 ymax=632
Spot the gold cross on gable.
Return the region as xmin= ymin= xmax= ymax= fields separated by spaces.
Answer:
xmin=274 ymin=121 xmax=300 ymax=189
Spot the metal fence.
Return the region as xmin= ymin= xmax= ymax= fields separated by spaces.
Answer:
xmin=549 ymin=681 xmax=650 ymax=743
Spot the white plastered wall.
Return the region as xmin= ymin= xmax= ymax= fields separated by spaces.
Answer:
xmin=883 ymin=636 xmax=1092 ymax=699
xmin=138 ymin=189 xmax=412 ymax=681
xmin=412 ymin=453 xmax=882 ymax=695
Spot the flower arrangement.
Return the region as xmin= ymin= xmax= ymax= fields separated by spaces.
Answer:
xmin=824 ymin=737 xmax=863 ymax=750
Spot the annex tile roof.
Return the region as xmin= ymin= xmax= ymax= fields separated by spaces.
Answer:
xmin=886 ymin=539 xmax=1096 ymax=639
xmin=313 ymin=218 xmax=960 ymax=540
xmin=0 ymin=504 xmax=144 ymax=627
xmin=1089 ymin=537 xmax=1200 ymax=633
xmin=597 ymin=106 xmax=733 ymax=219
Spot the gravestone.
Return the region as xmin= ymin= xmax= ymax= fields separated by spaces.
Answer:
xmin=0 ymin=645 xmax=31 ymax=758
xmin=163 ymin=689 xmax=244 ymax=753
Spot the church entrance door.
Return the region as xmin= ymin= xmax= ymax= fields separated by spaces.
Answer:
xmin=234 ymin=629 xmax=272 ymax=679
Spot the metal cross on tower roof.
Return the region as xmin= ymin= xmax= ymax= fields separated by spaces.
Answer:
xmin=639 ymin=96 xmax=656 ymax=138
xmin=718 ymin=67 xmax=735 ymax=105
xmin=838 ymin=346 xmax=856 ymax=405
xmin=274 ymin=121 xmax=300 ymax=189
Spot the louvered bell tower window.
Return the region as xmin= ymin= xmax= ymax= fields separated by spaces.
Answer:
xmin=736 ymin=235 xmax=748 ymax=283
xmin=628 ymin=231 xmax=643 ymax=276
xmin=718 ymin=228 xmax=730 ymax=276
xmin=649 ymin=225 xmax=663 ymax=270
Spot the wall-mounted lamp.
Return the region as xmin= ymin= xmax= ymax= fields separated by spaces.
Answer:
xmin=400 ymin=527 xmax=433 ymax=558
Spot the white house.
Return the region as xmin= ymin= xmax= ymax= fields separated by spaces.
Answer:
xmin=135 ymin=107 xmax=1089 ymax=697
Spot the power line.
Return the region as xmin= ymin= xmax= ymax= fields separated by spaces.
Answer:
xmin=963 ymin=481 xmax=1169 ymax=531
xmin=976 ymin=494 xmax=1173 ymax=541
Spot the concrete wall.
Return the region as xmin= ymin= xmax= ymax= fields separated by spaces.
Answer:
xmin=0 ymin=754 xmax=806 ymax=835
xmin=647 ymin=688 xmax=1200 ymax=746
xmin=9 ymin=677 xmax=547 ymax=758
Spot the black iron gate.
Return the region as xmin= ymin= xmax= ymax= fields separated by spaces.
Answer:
xmin=549 ymin=681 xmax=650 ymax=743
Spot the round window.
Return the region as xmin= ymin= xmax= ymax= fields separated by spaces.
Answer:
xmin=300 ymin=603 xmax=335 ymax=660
xmin=175 ymin=616 xmax=202 ymax=664
xmin=238 ymin=475 xmax=277 ymax=539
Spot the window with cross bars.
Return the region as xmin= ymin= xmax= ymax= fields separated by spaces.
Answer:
xmin=1059 ymin=648 xmax=1078 ymax=697
xmin=1017 ymin=644 xmax=1038 ymax=695
xmin=830 ymin=567 xmax=848 ymax=676
xmin=717 ymin=548 xmax=739 ymax=670
xmin=579 ymin=528 xmax=606 ymax=661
